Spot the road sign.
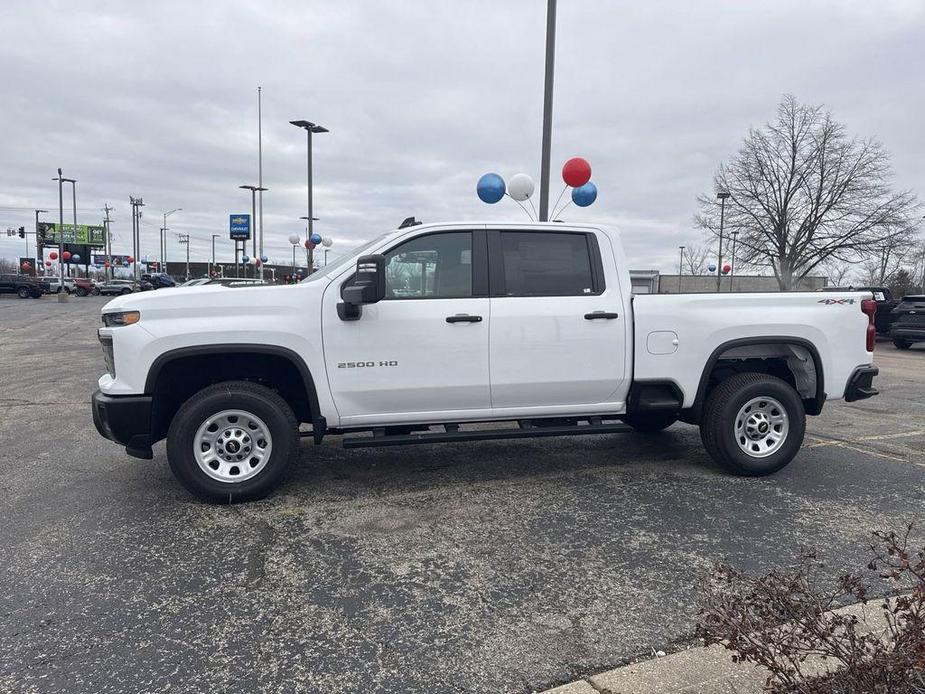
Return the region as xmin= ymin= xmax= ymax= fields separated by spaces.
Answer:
xmin=92 ymin=254 xmax=132 ymax=267
xmin=38 ymin=222 xmax=106 ymax=246
xmin=229 ymin=214 xmax=251 ymax=240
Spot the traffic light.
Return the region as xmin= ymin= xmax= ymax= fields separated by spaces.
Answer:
xmin=18 ymin=227 xmax=26 ymax=238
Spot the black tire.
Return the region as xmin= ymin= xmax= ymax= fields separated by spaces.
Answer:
xmin=121 ymin=287 xmax=131 ymax=295
xmin=893 ymin=338 xmax=912 ymax=350
xmin=16 ymin=286 xmax=31 ymax=299
xmin=31 ymin=290 xmax=42 ymax=299
xmin=91 ymin=288 xmax=100 ymax=295
xmin=624 ymin=412 xmax=677 ymax=433
xmin=166 ymin=381 xmax=300 ymax=503
xmin=76 ymin=287 xmax=87 ymax=297
xmin=700 ymin=373 xmax=805 ymax=476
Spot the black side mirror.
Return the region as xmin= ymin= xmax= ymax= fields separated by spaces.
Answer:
xmin=338 ymin=254 xmax=386 ymax=321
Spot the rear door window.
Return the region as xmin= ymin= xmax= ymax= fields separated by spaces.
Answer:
xmin=497 ymin=231 xmax=602 ymax=297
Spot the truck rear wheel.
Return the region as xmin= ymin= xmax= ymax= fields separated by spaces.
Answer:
xmin=17 ymin=286 xmax=31 ymax=299
xmin=700 ymin=373 xmax=805 ymax=476
xmin=893 ymin=338 xmax=912 ymax=350
xmin=166 ymin=381 xmax=300 ymax=503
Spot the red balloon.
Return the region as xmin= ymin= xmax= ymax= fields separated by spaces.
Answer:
xmin=255 ymin=259 xmax=262 ymax=267
xmin=49 ymin=251 xmax=58 ymax=260
xmin=562 ymin=157 xmax=592 ymax=187
xmin=127 ymin=256 xmax=135 ymax=263
xmin=45 ymin=260 xmax=53 ymax=267
xmin=104 ymin=262 xmax=110 ymax=268
xmin=722 ymin=263 xmax=732 ymax=275
xmin=62 ymin=251 xmax=72 ymax=261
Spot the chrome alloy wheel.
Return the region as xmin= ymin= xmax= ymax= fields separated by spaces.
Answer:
xmin=193 ymin=409 xmax=273 ymax=483
xmin=734 ymin=396 xmax=789 ymax=458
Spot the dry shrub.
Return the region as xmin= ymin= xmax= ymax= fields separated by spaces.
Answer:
xmin=696 ymin=525 xmax=925 ymax=693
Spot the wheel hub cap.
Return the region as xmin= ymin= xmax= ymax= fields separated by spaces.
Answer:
xmin=734 ymin=397 xmax=789 ymax=458
xmin=193 ymin=409 xmax=273 ymax=483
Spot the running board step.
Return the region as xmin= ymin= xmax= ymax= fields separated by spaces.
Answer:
xmin=342 ymin=422 xmax=632 ymax=449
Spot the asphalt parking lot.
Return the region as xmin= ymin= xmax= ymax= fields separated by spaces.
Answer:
xmin=1 ymin=294 xmax=924 ymax=693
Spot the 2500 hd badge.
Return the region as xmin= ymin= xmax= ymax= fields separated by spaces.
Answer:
xmin=338 ymin=360 xmax=399 ymax=368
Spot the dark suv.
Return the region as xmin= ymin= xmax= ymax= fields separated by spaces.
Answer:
xmin=890 ymin=295 xmax=925 ymax=349
xmin=822 ymin=286 xmax=898 ymax=335
xmin=0 ymin=274 xmax=43 ymax=299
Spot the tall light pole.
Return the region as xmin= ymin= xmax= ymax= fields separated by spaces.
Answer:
xmin=240 ymin=185 xmax=267 ymax=277
xmin=538 ymin=0 xmax=557 ymax=222
xmin=162 ymin=208 xmax=181 ymax=273
xmin=257 ymin=86 xmax=264 ymax=282
xmin=51 ymin=175 xmax=75 ymax=277
xmin=34 ymin=209 xmax=47 ymax=263
xmin=130 ymin=197 xmax=144 ymax=280
xmin=52 ymin=170 xmax=68 ymax=301
xmin=211 ymin=234 xmax=220 ymax=276
xmin=290 ymin=120 xmax=328 ymax=274
xmin=678 ymin=245 xmax=685 ymax=293
xmin=729 ymin=231 xmax=739 ymax=293
xmin=716 ymin=191 xmax=730 ymax=291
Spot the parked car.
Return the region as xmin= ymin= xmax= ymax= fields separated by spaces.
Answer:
xmin=98 ymin=279 xmax=141 ymax=296
xmin=92 ymin=221 xmax=879 ymax=503
xmin=44 ymin=277 xmax=77 ymax=294
xmin=890 ymin=295 xmax=925 ymax=349
xmin=73 ymin=277 xmax=99 ymax=297
xmin=822 ymin=286 xmax=898 ymax=334
xmin=0 ymin=273 xmax=44 ymax=298
xmin=142 ymin=273 xmax=176 ymax=289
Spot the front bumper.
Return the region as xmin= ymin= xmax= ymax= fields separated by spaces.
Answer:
xmin=890 ymin=326 xmax=925 ymax=342
xmin=92 ymin=389 xmax=154 ymax=459
xmin=843 ymin=365 xmax=879 ymax=403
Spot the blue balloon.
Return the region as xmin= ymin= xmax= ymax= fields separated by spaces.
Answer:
xmin=571 ymin=181 xmax=598 ymax=207
xmin=310 ymin=233 xmax=322 ymax=245
xmin=708 ymin=264 xmax=717 ymax=273
xmin=260 ymin=255 xmax=268 ymax=263
xmin=242 ymin=255 xmax=250 ymax=263
xmin=72 ymin=254 xmax=81 ymax=262
xmin=476 ymin=173 xmax=505 ymax=204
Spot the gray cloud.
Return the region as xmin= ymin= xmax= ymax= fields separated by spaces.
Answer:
xmin=1 ymin=0 xmax=923 ymax=272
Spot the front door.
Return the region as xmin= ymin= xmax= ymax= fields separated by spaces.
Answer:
xmin=323 ymin=229 xmax=491 ymax=425
xmin=488 ymin=229 xmax=629 ymax=411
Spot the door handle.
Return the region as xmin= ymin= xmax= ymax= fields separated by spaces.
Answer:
xmin=584 ymin=311 xmax=619 ymax=320
xmin=446 ymin=314 xmax=483 ymax=323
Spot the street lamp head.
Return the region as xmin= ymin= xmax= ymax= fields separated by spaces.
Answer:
xmin=299 ymin=216 xmax=320 ymax=221
xmin=239 ymin=185 xmax=269 ymax=192
xmin=290 ymin=120 xmax=329 ymax=133
xmin=717 ymin=191 xmax=731 ymax=200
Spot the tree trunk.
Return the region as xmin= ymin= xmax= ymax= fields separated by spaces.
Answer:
xmin=777 ymin=258 xmax=794 ymax=291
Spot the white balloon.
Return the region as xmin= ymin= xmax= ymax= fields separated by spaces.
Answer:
xmin=288 ymin=234 xmax=300 ymax=245
xmin=508 ymin=173 xmax=535 ymax=201
xmin=321 ymin=236 xmax=333 ymax=247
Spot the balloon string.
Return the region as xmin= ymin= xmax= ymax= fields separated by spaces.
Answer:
xmin=528 ymin=197 xmax=538 ymax=220
xmin=551 ymin=184 xmax=568 ymax=220
xmin=553 ymin=199 xmax=573 ymax=221
xmin=506 ymin=194 xmax=534 ymax=221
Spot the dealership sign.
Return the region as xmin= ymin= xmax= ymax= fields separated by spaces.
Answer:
xmin=229 ymin=214 xmax=251 ymax=240
xmin=38 ymin=222 xmax=106 ymax=247
xmin=92 ymin=254 xmax=132 ymax=267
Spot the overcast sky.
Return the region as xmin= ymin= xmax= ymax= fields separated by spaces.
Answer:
xmin=1 ymin=0 xmax=923 ymax=273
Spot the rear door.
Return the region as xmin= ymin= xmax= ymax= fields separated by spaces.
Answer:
xmin=487 ymin=228 xmax=629 ymax=411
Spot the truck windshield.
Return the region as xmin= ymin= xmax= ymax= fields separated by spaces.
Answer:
xmin=299 ymin=232 xmax=394 ymax=283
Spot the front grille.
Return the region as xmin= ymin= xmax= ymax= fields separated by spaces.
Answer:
xmin=99 ymin=335 xmax=115 ymax=377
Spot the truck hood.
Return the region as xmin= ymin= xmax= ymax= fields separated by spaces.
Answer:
xmin=101 ymin=283 xmax=320 ymax=320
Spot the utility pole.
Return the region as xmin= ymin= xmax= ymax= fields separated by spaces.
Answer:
xmin=54 ymin=169 xmax=67 ymax=302
xmin=211 ymin=234 xmax=220 ymax=276
xmin=103 ymin=204 xmax=113 ymax=279
xmin=678 ymin=245 xmax=685 ymax=293
xmin=538 ymin=0 xmax=557 ymax=222
xmin=178 ymin=234 xmax=190 ymax=280
xmin=716 ymin=191 xmax=730 ymax=291
xmin=257 ymin=86 xmax=264 ymax=280
xmin=130 ymin=197 xmax=144 ymax=280
xmin=729 ymin=231 xmax=739 ymax=293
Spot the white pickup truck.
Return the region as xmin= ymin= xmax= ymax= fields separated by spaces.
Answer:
xmin=92 ymin=222 xmax=879 ymax=502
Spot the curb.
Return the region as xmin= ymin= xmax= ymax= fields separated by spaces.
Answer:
xmin=540 ymin=598 xmax=892 ymax=694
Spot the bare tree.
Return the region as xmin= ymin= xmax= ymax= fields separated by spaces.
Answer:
xmin=696 ymin=95 xmax=920 ymax=290
xmin=682 ymin=242 xmax=711 ymax=275
xmin=820 ymin=258 xmax=854 ymax=287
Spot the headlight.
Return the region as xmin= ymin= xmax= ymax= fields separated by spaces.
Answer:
xmin=101 ymin=311 xmax=140 ymax=327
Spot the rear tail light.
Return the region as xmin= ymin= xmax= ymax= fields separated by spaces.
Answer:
xmin=861 ymin=299 xmax=877 ymax=352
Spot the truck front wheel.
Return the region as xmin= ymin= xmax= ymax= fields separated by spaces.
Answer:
xmin=166 ymin=381 xmax=300 ymax=503
xmin=700 ymin=373 xmax=805 ymax=476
